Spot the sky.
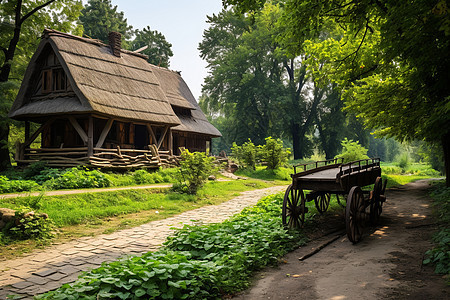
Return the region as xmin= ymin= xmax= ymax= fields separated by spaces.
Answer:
xmin=107 ymin=0 xmax=224 ymax=100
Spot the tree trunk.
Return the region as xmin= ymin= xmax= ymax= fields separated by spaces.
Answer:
xmin=443 ymin=131 xmax=450 ymax=187
xmin=0 ymin=122 xmax=11 ymax=171
xmin=292 ymin=122 xmax=301 ymax=160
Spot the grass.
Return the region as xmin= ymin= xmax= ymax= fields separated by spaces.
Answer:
xmin=234 ymin=166 xmax=292 ymax=184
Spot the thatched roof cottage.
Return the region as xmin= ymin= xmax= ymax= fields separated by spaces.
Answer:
xmin=9 ymin=29 xmax=220 ymax=168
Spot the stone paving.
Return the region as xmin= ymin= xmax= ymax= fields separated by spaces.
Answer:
xmin=0 ymin=185 xmax=286 ymax=299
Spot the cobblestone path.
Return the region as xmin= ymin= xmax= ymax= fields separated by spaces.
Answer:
xmin=0 ymin=185 xmax=286 ymax=299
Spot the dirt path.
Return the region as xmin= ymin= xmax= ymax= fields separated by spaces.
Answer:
xmin=234 ymin=180 xmax=449 ymax=300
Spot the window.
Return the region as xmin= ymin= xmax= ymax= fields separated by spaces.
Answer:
xmin=41 ymin=68 xmax=67 ymax=94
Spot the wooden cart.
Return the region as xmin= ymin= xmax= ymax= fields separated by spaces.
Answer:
xmin=283 ymin=158 xmax=387 ymax=243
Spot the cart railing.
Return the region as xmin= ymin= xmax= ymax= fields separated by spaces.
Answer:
xmin=293 ymin=158 xmax=344 ymax=174
xmin=338 ymin=158 xmax=380 ymax=178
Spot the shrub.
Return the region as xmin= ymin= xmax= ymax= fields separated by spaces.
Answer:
xmin=174 ymin=150 xmax=216 ymax=195
xmin=132 ymin=169 xmax=155 ymax=184
xmin=231 ymin=139 xmax=257 ymax=170
xmin=0 ymin=175 xmax=39 ymax=193
xmin=334 ymin=138 xmax=369 ymax=163
xmin=43 ymin=167 xmax=111 ymax=190
xmin=423 ymin=182 xmax=450 ymax=280
xmin=6 ymin=208 xmax=54 ymax=241
xmin=395 ymin=152 xmax=410 ymax=171
xmin=258 ymin=137 xmax=290 ymax=169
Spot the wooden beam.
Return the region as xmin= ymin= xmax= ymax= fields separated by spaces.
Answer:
xmin=87 ymin=116 xmax=93 ymax=157
xmin=157 ymin=126 xmax=169 ymax=150
xmin=146 ymin=124 xmax=157 ymax=145
xmin=24 ymin=121 xmax=30 ymax=141
xmin=95 ymin=119 xmax=114 ymax=148
xmin=24 ymin=118 xmax=55 ymax=147
xmin=168 ymin=128 xmax=173 ymax=156
xmin=68 ymin=117 xmax=88 ymax=144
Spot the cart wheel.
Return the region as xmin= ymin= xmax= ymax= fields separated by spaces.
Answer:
xmin=283 ymin=184 xmax=306 ymax=228
xmin=370 ymin=177 xmax=383 ymax=225
xmin=314 ymin=193 xmax=331 ymax=214
xmin=346 ymin=186 xmax=366 ymax=243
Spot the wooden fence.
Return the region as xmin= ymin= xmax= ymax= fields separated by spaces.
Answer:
xmin=19 ymin=144 xmax=179 ymax=169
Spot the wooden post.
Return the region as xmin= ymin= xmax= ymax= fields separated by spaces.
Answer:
xmin=24 ymin=121 xmax=30 ymax=142
xmin=168 ymin=128 xmax=173 ymax=156
xmin=87 ymin=116 xmax=93 ymax=157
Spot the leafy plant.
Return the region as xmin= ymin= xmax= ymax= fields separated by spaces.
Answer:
xmin=174 ymin=150 xmax=216 ymax=195
xmin=395 ymin=152 xmax=410 ymax=172
xmin=231 ymin=139 xmax=258 ymax=170
xmin=6 ymin=208 xmax=54 ymax=241
xmin=43 ymin=167 xmax=111 ymax=190
xmin=0 ymin=175 xmax=39 ymax=193
xmin=334 ymin=138 xmax=369 ymax=163
xmin=258 ymin=137 xmax=290 ymax=169
xmin=37 ymin=193 xmax=306 ymax=299
xmin=423 ymin=181 xmax=450 ymax=281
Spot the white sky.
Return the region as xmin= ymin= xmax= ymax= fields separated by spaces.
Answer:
xmin=108 ymin=0 xmax=224 ymax=100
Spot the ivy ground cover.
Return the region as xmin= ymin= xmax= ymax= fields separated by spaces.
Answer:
xmin=37 ymin=193 xmax=306 ymax=299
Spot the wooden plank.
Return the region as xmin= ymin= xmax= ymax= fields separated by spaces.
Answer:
xmin=26 ymin=152 xmax=88 ymax=156
xmin=26 ymin=147 xmax=88 ymax=152
xmin=95 ymin=119 xmax=114 ymax=148
xmin=88 ymin=116 xmax=93 ymax=157
xmin=25 ymin=121 xmax=30 ymax=141
xmin=68 ymin=117 xmax=88 ymax=144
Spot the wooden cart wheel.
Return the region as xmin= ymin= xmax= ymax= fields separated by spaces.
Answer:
xmin=283 ymin=184 xmax=306 ymax=228
xmin=370 ymin=177 xmax=383 ymax=225
xmin=346 ymin=186 xmax=366 ymax=243
xmin=314 ymin=193 xmax=331 ymax=214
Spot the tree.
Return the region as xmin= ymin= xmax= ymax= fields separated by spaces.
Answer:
xmin=0 ymin=0 xmax=82 ymax=170
xmin=131 ymin=26 xmax=173 ymax=67
xmin=225 ymin=0 xmax=450 ymax=185
xmin=79 ymin=0 xmax=133 ymax=48
xmin=200 ymin=4 xmax=337 ymax=159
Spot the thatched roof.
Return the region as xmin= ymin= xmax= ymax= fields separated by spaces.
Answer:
xmin=9 ymin=29 xmax=180 ymax=126
xmin=153 ymin=67 xmax=222 ymax=137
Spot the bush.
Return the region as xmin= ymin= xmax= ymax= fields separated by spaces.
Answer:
xmin=395 ymin=152 xmax=410 ymax=171
xmin=231 ymin=139 xmax=257 ymax=170
xmin=0 ymin=175 xmax=39 ymax=193
xmin=3 ymin=208 xmax=54 ymax=242
xmin=335 ymin=138 xmax=369 ymax=163
xmin=423 ymin=182 xmax=450 ymax=280
xmin=43 ymin=167 xmax=111 ymax=190
xmin=133 ymin=169 xmax=155 ymax=184
xmin=174 ymin=150 xmax=216 ymax=195
xmin=258 ymin=137 xmax=290 ymax=169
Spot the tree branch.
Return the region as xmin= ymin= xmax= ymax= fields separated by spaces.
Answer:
xmin=19 ymin=0 xmax=57 ymax=26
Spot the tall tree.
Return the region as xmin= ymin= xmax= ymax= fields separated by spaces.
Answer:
xmin=0 ymin=0 xmax=82 ymax=170
xmin=79 ymin=0 xmax=133 ymax=47
xmin=131 ymin=26 xmax=173 ymax=67
xmin=200 ymin=4 xmax=334 ymax=158
xmin=226 ymin=0 xmax=450 ymax=185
